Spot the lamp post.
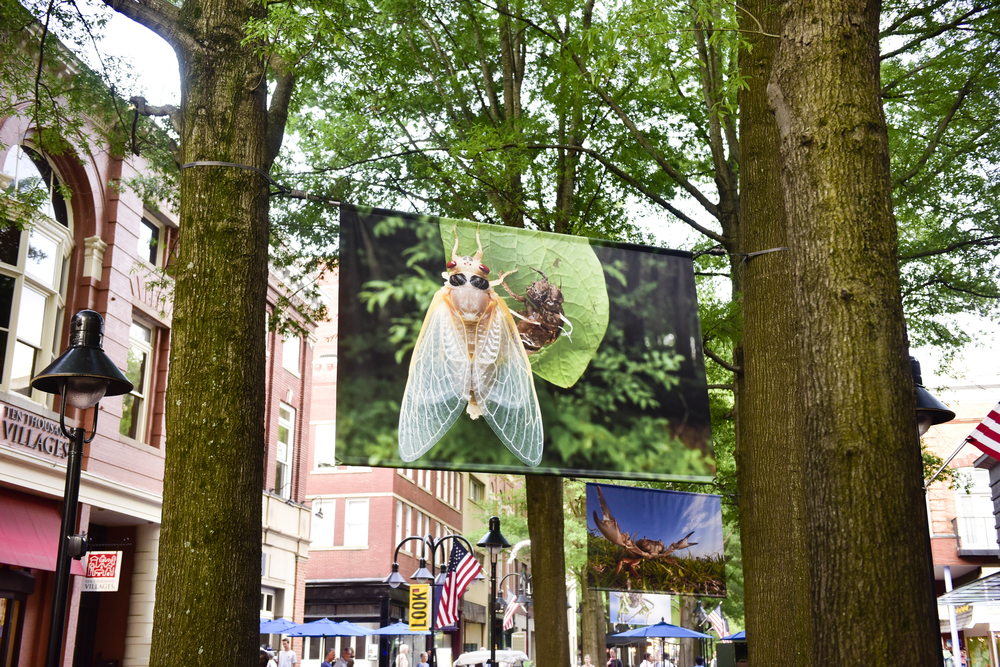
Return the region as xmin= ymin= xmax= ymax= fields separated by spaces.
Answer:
xmin=30 ymin=310 xmax=133 ymax=667
xmin=384 ymin=532 xmax=480 ymax=667
xmin=495 ymin=570 xmax=531 ymax=649
xmin=477 ymin=517 xmax=510 ymax=667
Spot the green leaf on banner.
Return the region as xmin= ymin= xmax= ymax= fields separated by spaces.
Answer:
xmin=438 ymin=220 xmax=609 ymax=388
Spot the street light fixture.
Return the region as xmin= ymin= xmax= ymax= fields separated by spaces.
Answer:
xmin=31 ymin=310 xmax=133 ymax=667
xmin=477 ymin=516 xmax=511 ymax=667
xmin=910 ymin=356 xmax=956 ymax=436
xmin=384 ymin=532 xmax=480 ymax=667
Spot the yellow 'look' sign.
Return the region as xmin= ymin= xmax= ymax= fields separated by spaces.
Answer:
xmin=409 ymin=584 xmax=431 ymax=632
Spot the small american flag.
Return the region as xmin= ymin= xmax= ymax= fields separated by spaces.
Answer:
xmin=969 ymin=402 xmax=1000 ymax=460
xmin=435 ymin=541 xmax=482 ymax=628
xmin=503 ymin=589 xmax=520 ymax=631
xmin=706 ymin=603 xmax=728 ymax=638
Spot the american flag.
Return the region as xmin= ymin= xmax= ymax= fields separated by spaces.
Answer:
xmin=969 ymin=402 xmax=1000 ymax=460
xmin=503 ymin=589 xmax=520 ymax=631
xmin=706 ymin=603 xmax=728 ymax=638
xmin=435 ymin=541 xmax=482 ymax=628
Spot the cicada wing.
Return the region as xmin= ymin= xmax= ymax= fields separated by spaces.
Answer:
xmin=472 ymin=297 xmax=544 ymax=466
xmin=398 ymin=290 xmax=471 ymax=462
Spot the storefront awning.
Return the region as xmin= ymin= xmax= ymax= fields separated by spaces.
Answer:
xmin=0 ymin=486 xmax=85 ymax=575
xmin=939 ymin=572 xmax=1000 ymax=605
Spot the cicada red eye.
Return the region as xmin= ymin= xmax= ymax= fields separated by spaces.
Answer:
xmin=446 ymin=260 xmax=457 ymax=269
xmin=480 ymin=264 xmax=490 ymax=274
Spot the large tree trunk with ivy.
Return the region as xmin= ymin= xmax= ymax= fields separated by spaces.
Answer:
xmin=103 ymin=0 xmax=282 ymax=664
xmin=526 ymin=476 xmax=571 ymax=667
xmin=736 ymin=0 xmax=941 ymax=662
xmin=732 ymin=1 xmax=813 ymax=665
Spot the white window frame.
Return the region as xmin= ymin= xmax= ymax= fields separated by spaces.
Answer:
xmin=395 ymin=500 xmax=404 ymax=545
xmin=343 ymin=498 xmax=369 ymax=548
xmin=311 ymin=498 xmax=336 ymax=548
xmin=313 ymin=421 xmax=337 ymax=469
xmin=470 ymin=477 xmax=485 ymax=504
xmin=0 ymin=144 xmax=72 ymax=406
xmin=282 ymin=331 xmax=301 ymax=375
xmin=276 ymin=403 xmax=295 ymax=499
xmin=120 ymin=320 xmax=155 ymax=443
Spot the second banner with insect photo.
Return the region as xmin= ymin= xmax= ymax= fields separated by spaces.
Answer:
xmin=336 ymin=205 xmax=713 ymax=481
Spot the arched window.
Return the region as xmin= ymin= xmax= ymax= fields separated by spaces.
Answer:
xmin=0 ymin=144 xmax=73 ymax=404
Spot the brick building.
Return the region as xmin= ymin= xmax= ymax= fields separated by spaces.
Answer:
xmin=0 ymin=76 xmax=314 ymax=666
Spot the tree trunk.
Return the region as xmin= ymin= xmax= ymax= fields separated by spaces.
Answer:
xmin=677 ymin=597 xmax=698 ymax=667
xmin=734 ymin=1 xmax=812 ymax=665
xmin=149 ymin=1 xmax=270 ymax=666
xmin=526 ymin=475 xmax=571 ymax=667
xmin=764 ymin=0 xmax=941 ymax=663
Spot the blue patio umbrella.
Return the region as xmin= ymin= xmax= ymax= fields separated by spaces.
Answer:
xmin=610 ymin=618 xmax=713 ymax=639
xmin=368 ymin=622 xmax=431 ymax=636
xmin=721 ymin=630 xmax=745 ymax=641
xmin=285 ymin=619 xmax=370 ymax=637
xmin=260 ymin=618 xmax=299 ymax=634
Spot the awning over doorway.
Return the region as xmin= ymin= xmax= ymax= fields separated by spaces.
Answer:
xmin=0 ymin=486 xmax=86 ymax=575
xmin=938 ymin=571 xmax=1000 ymax=605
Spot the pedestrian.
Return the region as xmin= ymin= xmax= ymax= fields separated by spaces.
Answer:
xmin=333 ymin=647 xmax=353 ymax=667
xmin=322 ymin=648 xmax=336 ymax=667
xmin=695 ymin=657 xmax=705 ymax=667
xmin=278 ymin=638 xmax=298 ymax=667
xmin=260 ymin=649 xmax=273 ymax=667
xmin=640 ymin=653 xmax=655 ymax=667
xmin=418 ymin=651 xmax=430 ymax=667
xmin=606 ymin=649 xmax=623 ymax=667
xmin=584 ymin=655 xmax=593 ymax=667
xmin=396 ymin=644 xmax=410 ymax=667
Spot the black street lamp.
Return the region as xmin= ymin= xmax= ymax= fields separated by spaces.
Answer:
xmin=31 ymin=310 xmax=133 ymax=667
xmin=495 ymin=570 xmax=531 ymax=650
xmin=476 ymin=516 xmax=510 ymax=667
xmin=910 ymin=355 xmax=956 ymax=436
xmin=384 ymin=532 xmax=480 ymax=667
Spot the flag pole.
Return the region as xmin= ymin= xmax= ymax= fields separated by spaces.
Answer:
xmin=924 ymin=438 xmax=971 ymax=488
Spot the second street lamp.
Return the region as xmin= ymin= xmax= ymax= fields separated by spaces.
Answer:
xmin=477 ymin=516 xmax=511 ymax=667
xmin=384 ymin=532 xmax=481 ymax=667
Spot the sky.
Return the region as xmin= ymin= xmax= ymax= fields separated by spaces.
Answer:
xmin=586 ymin=483 xmax=724 ymax=559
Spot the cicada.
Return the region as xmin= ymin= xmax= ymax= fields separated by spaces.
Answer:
xmin=501 ymin=268 xmax=573 ymax=355
xmin=397 ymin=226 xmax=544 ymax=466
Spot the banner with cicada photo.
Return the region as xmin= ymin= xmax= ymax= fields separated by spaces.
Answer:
xmin=336 ymin=204 xmax=713 ymax=480
xmin=587 ymin=483 xmax=725 ymax=597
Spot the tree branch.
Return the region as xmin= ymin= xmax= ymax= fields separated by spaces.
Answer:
xmin=102 ymin=0 xmax=194 ymax=53
xmin=880 ymin=6 xmax=985 ymax=61
xmin=704 ymin=346 xmax=741 ymax=373
xmin=265 ymin=56 xmax=296 ymax=169
xmin=891 ymin=76 xmax=973 ymax=190
xmin=899 ymin=235 xmax=1000 ymax=261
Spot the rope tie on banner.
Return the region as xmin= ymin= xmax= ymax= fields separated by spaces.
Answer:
xmin=179 ymin=161 xmax=341 ymax=204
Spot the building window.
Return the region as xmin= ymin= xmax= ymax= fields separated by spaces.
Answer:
xmin=470 ymin=477 xmax=485 ymax=504
xmin=120 ymin=321 xmax=154 ymax=441
xmin=1 ymin=145 xmax=72 ymax=404
xmin=396 ymin=500 xmax=404 ymax=544
xmin=955 ymin=467 xmax=996 ymax=549
xmin=311 ymin=499 xmax=335 ymax=548
xmin=282 ymin=332 xmax=300 ymax=375
xmin=260 ymin=589 xmax=275 ymax=618
xmin=344 ymin=498 xmax=369 ymax=547
xmin=276 ymin=404 xmax=295 ymax=499
xmin=314 ymin=422 xmax=337 ymax=469
xmin=138 ymin=217 xmax=162 ymax=265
